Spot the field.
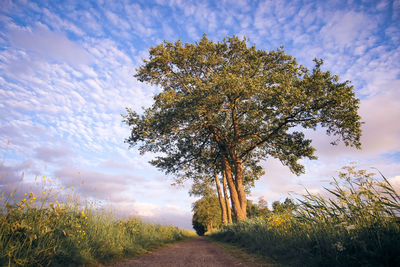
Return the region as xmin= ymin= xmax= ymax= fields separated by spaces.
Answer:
xmin=212 ymin=166 xmax=400 ymax=266
xmin=0 ymin=176 xmax=194 ymax=266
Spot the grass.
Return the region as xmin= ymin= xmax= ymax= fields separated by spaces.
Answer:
xmin=207 ymin=237 xmax=279 ymax=266
xmin=0 ymin=175 xmax=194 ymax=266
xmin=211 ymin=165 xmax=400 ymax=266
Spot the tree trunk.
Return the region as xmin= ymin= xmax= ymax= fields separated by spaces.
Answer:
xmin=234 ymin=159 xmax=247 ymax=219
xmin=222 ymin=155 xmax=246 ymax=221
xmin=214 ymin=169 xmax=228 ymax=225
xmin=222 ymin=170 xmax=232 ymax=223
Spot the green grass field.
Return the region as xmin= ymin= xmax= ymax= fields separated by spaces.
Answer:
xmin=0 ymin=176 xmax=194 ymax=266
xmin=212 ymin=166 xmax=400 ymax=266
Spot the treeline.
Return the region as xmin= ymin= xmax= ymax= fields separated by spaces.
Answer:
xmin=192 ymin=195 xmax=292 ymax=236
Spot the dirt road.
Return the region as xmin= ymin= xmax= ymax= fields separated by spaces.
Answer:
xmin=107 ymin=236 xmax=268 ymax=267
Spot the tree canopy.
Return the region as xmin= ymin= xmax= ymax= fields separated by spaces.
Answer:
xmin=123 ymin=35 xmax=362 ymax=221
xmin=192 ymin=195 xmax=222 ymax=235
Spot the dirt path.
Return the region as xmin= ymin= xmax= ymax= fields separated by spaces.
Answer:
xmin=106 ymin=236 xmax=267 ymax=267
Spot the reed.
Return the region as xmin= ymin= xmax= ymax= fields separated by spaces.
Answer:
xmin=212 ymin=165 xmax=400 ymax=266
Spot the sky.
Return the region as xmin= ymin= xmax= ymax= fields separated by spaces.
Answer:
xmin=0 ymin=0 xmax=399 ymax=230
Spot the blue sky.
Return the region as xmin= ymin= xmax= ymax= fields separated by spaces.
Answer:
xmin=0 ymin=0 xmax=399 ymax=229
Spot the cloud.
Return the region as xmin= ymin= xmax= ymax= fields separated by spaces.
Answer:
xmin=0 ymin=162 xmax=28 ymax=186
xmin=129 ymin=202 xmax=193 ymax=229
xmin=98 ymin=159 xmax=136 ymax=170
xmin=34 ymin=146 xmax=73 ymax=163
xmin=54 ymin=167 xmax=144 ymax=201
xmin=299 ymin=82 xmax=400 ymax=161
xmin=7 ymin=23 xmax=93 ymax=66
xmin=358 ymin=88 xmax=400 ymax=155
xmin=320 ymin=11 xmax=377 ymax=48
xmin=388 ymin=176 xmax=400 ymax=194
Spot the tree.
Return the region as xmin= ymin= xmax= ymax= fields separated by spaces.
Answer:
xmin=186 ymin=168 xmax=230 ymax=225
xmin=124 ymin=35 xmax=362 ymax=221
xmin=247 ymin=198 xmax=271 ymax=218
xmin=192 ymin=195 xmax=222 ymax=235
xmin=272 ymin=197 xmax=297 ymax=213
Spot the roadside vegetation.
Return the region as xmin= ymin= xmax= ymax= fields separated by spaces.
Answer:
xmin=211 ymin=165 xmax=400 ymax=266
xmin=0 ymin=176 xmax=194 ymax=266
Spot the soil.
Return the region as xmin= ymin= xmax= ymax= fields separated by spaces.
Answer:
xmin=105 ymin=236 xmax=272 ymax=267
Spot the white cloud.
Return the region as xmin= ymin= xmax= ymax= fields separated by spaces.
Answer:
xmin=320 ymin=11 xmax=377 ymax=48
xmin=7 ymin=23 xmax=93 ymax=66
xmin=129 ymin=202 xmax=193 ymax=229
xmin=54 ymin=167 xmax=144 ymax=201
xmin=34 ymin=146 xmax=73 ymax=163
xmin=388 ymin=176 xmax=400 ymax=194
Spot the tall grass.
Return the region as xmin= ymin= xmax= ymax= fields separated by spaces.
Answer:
xmin=212 ymin=165 xmax=400 ymax=266
xmin=0 ymin=176 xmax=194 ymax=266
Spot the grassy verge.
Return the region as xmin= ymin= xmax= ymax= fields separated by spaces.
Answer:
xmin=207 ymin=237 xmax=280 ymax=266
xmin=0 ymin=176 xmax=194 ymax=266
xmin=211 ymin=165 xmax=400 ymax=266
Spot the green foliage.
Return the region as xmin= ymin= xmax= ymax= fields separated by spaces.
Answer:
xmin=124 ymin=34 xmax=361 ymax=177
xmin=124 ymin=34 xmax=362 ymax=220
xmin=246 ymin=198 xmax=270 ymax=218
xmin=192 ymin=220 xmax=207 ymax=236
xmin=192 ymin=195 xmax=222 ymax=235
xmin=188 ymin=175 xmax=216 ymax=197
xmin=0 ymin=178 xmax=193 ymax=266
xmin=272 ymin=197 xmax=297 ymax=213
xmin=212 ymin=166 xmax=400 ymax=266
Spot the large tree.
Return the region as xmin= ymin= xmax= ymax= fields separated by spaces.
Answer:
xmin=124 ymin=35 xmax=362 ymax=221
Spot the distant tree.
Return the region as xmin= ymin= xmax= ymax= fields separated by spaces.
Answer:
xmin=192 ymin=219 xmax=207 ymax=236
xmin=187 ymin=170 xmax=230 ymax=225
xmin=247 ymin=197 xmax=271 ymax=218
xmin=272 ymin=198 xmax=297 ymax=213
xmin=192 ymin=195 xmax=222 ymax=235
xmin=124 ymin=35 xmax=362 ymax=221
